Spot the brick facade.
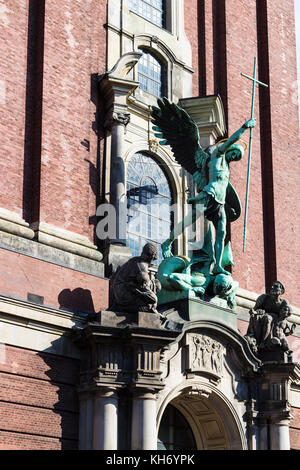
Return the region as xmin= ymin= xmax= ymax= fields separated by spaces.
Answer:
xmin=0 ymin=345 xmax=80 ymax=450
xmin=0 ymin=0 xmax=299 ymax=451
xmin=0 ymin=248 xmax=108 ymax=313
xmin=0 ymin=0 xmax=28 ymax=216
xmin=290 ymin=408 xmax=300 ymax=450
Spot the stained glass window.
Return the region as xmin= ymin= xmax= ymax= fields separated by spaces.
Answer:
xmin=126 ymin=152 xmax=172 ymax=264
xmin=129 ymin=0 xmax=166 ymax=28
xmin=138 ymin=50 xmax=165 ymax=97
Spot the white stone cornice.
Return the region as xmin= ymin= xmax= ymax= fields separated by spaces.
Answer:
xmin=0 ymin=295 xmax=86 ymax=358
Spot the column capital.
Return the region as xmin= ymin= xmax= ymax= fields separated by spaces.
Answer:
xmin=131 ymin=386 xmax=159 ymax=400
xmin=111 ymin=110 xmax=131 ymax=127
xmin=256 ymin=363 xmax=300 ymax=425
xmin=94 ymin=385 xmax=120 ymax=399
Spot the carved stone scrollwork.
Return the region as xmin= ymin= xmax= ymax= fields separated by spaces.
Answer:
xmin=185 ymin=333 xmax=225 ymax=380
xmin=105 ymin=111 xmax=131 ymax=131
xmin=112 ymin=111 xmax=131 ymax=127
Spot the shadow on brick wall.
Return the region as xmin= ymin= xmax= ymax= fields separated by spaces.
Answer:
xmin=38 ymin=345 xmax=81 ymax=450
xmin=58 ymin=287 xmax=96 ymax=318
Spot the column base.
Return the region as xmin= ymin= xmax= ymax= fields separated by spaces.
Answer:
xmin=0 ymin=208 xmax=34 ymax=239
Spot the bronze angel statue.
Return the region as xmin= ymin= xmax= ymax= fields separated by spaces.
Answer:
xmin=151 ymin=98 xmax=256 ymax=276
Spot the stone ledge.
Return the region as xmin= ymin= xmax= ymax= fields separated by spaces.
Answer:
xmin=0 ymin=208 xmax=34 ymax=240
xmin=0 ymin=294 xmax=86 ymax=331
xmin=31 ymin=221 xmax=103 ymax=261
xmin=159 ymin=296 xmax=238 ymax=331
xmin=0 ymin=230 xmax=105 ymax=278
xmin=0 ymin=294 xmax=86 ymax=358
xmin=96 ymin=310 xmax=162 ymax=329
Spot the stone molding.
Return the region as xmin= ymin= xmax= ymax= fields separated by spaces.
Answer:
xmin=179 ymin=95 xmax=227 ymax=148
xmin=0 ymin=229 xmax=105 ymax=278
xmin=30 ymin=221 xmax=103 ymax=262
xmin=0 ymin=207 xmax=34 ymax=240
xmin=0 ymin=294 xmax=86 ymax=358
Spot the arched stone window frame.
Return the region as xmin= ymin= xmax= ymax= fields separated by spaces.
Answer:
xmin=137 ymin=47 xmax=167 ymax=99
xmin=132 ymin=34 xmax=187 ymax=106
xmin=123 ymin=141 xmax=185 ymax=256
xmin=106 ymin=1 xmax=194 ymax=102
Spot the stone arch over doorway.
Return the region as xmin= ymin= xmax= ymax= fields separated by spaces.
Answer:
xmin=157 ymin=380 xmax=246 ymax=450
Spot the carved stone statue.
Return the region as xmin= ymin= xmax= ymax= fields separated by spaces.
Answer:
xmin=109 ymin=242 xmax=161 ymax=314
xmin=151 ymin=97 xmax=256 ymax=275
xmin=245 ymin=282 xmax=296 ymax=360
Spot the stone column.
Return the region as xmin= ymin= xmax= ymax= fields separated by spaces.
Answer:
xmin=269 ymin=419 xmax=291 ymax=450
xmin=99 ymin=59 xmax=140 ymax=273
xmin=93 ymin=387 xmax=119 ymax=450
xmin=256 ymin=363 xmax=300 ymax=450
xmin=131 ymin=389 xmax=158 ymax=450
xmin=257 ymin=418 xmax=269 ymax=450
xmin=109 ymin=111 xmax=130 ymax=244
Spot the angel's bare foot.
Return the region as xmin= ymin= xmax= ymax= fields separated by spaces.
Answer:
xmin=161 ymin=239 xmax=173 ymax=259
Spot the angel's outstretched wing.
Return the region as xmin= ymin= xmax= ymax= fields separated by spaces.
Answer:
xmin=151 ymin=98 xmax=209 ymax=183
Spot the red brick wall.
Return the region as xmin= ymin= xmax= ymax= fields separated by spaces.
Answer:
xmin=0 ymin=248 xmax=109 ymax=314
xmin=38 ymin=0 xmax=107 ymax=241
xmin=0 ymin=0 xmax=108 ymax=244
xmin=222 ymin=0 xmax=265 ymax=297
xmin=0 ymin=344 xmax=80 ymax=450
xmin=290 ymin=407 xmax=300 ymax=450
xmin=262 ymin=0 xmax=300 ymax=306
xmin=184 ymin=0 xmax=199 ymax=96
xmin=0 ymin=1 xmax=28 ymax=217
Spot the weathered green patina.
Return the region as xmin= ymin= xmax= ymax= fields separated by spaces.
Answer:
xmin=151 ymin=97 xmax=256 ymax=309
xmin=157 ymin=226 xmax=238 ymax=310
xmin=241 ymin=57 xmax=268 ymax=252
xmin=151 ymin=98 xmax=256 ymax=275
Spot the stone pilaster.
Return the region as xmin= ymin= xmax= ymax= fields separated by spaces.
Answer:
xmin=256 ymin=363 xmax=300 ymax=450
xmin=179 ymin=95 xmax=226 ymax=149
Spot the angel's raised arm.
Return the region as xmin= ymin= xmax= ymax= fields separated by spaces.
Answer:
xmin=217 ymin=118 xmax=256 ymax=155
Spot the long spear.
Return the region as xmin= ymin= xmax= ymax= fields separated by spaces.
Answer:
xmin=241 ymin=57 xmax=268 ymax=252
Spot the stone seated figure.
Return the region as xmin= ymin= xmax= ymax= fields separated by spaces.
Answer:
xmin=245 ymin=281 xmax=296 ymax=360
xmin=109 ymin=242 xmax=161 ymax=314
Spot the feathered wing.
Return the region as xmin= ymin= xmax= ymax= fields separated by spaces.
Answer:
xmin=151 ymin=98 xmax=209 ymax=188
